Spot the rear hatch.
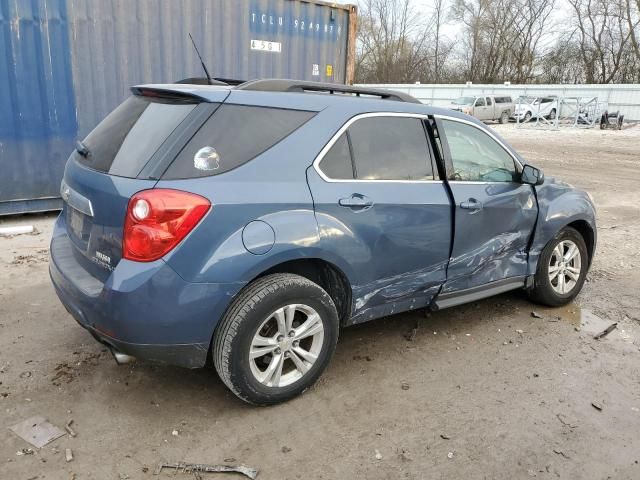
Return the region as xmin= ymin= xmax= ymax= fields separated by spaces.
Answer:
xmin=60 ymin=88 xmax=226 ymax=280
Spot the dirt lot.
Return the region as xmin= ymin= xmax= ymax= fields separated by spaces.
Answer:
xmin=1 ymin=124 xmax=639 ymax=480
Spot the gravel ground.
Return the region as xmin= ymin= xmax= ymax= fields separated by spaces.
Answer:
xmin=1 ymin=124 xmax=639 ymax=479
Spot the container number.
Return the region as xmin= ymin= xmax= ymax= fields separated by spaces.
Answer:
xmin=250 ymin=40 xmax=282 ymax=53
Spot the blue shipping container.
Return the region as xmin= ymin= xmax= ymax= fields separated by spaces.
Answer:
xmin=0 ymin=0 xmax=357 ymax=214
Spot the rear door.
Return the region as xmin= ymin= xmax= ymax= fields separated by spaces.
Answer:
xmin=307 ymin=113 xmax=452 ymax=321
xmin=434 ymin=115 xmax=537 ymax=294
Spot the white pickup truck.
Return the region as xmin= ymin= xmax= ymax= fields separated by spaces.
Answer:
xmin=448 ymin=95 xmax=514 ymax=123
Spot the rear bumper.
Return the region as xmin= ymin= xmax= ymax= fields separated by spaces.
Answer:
xmin=49 ymin=215 xmax=245 ymax=368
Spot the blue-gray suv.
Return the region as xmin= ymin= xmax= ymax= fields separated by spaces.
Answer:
xmin=50 ymin=79 xmax=597 ymax=404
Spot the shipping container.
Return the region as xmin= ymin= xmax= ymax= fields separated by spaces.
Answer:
xmin=0 ymin=0 xmax=357 ymax=215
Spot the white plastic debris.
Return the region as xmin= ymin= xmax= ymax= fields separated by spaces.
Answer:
xmin=0 ymin=225 xmax=34 ymax=236
xmin=374 ymin=449 xmax=383 ymax=460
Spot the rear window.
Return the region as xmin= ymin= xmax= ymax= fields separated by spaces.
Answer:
xmin=162 ymin=105 xmax=316 ymax=179
xmin=79 ymin=96 xmax=197 ymax=177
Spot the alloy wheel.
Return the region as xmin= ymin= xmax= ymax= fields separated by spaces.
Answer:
xmin=548 ymin=240 xmax=582 ymax=294
xmin=249 ymin=304 xmax=324 ymax=387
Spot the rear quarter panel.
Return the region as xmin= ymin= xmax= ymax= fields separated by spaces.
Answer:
xmin=156 ymin=100 xmax=362 ymax=285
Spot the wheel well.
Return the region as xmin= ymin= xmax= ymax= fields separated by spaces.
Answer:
xmin=567 ymin=220 xmax=595 ymax=266
xmin=257 ymin=259 xmax=352 ymax=325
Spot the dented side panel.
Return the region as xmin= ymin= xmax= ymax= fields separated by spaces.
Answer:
xmin=443 ymin=182 xmax=538 ymax=293
xmin=527 ymin=178 xmax=597 ymax=274
xmin=306 ymin=168 xmax=452 ymax=325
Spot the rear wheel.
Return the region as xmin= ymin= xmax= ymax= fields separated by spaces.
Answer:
xmin=499 ymin=112 xmax=509 ymax=124
xmin=213 ymin=273 xmax=339 ymax=405
xmin=548 ymin=108 xmax=557 ymax=120
xmin=523 ymin=111 xmax=532 ymax=122
xmin=528 ymin=227 xmax=588 ymax=307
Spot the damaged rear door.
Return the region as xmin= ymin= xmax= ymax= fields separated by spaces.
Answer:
xmin=307 ymin=113 xmax=452 ymax=324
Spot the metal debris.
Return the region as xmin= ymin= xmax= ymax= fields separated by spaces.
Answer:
xmin=16 ymin=448 xmax=34 ymax=456
xmin=401 ymin=382 xmax=410 ymax=390
xmin=374 ymin=450 xmax=383 ymax=460
xmin=591 ymin=401 xmax=603 ymax=411
xmin=65 ymin=420 xmax=77 ymax=437
xmin=153 ymin=462 xmax=258 ymax=480
xmin=531 ymin=311 xmax=543 ymax=319
xmin=593 ymin=323 xmax=617 ymax=340
xmin=9 ymin=415 xmax=65 ymax=448
xmin=65 ymin=448 xmax=74 ymax=462
xmin=440 ymin=434 xmax=450 ymax=440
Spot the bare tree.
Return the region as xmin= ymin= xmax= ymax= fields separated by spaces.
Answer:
xmin=356 ymin=0 xmax=434 ymax=83
xmin=568 ymin=0 xmax=635 ymax=83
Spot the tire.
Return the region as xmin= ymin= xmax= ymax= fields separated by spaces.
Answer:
xmin=548 ymin=109 xmax=556 ymax=120
xmin=524 ymin=111 xmax=532 ymax=122
xmin=499 ymin=112 xmax=509 ymax=124
xmin=528 ymin=227 xmax=589 ymax=307
xmin=213 ymin=273 xmax=339 ymax=405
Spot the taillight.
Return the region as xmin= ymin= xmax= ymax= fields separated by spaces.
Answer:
xmin=123 ymin=189 xmax=210 ymax=262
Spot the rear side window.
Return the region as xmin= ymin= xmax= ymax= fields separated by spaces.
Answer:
xmin=80 ymin=96 xmax=197 ymax=177
xmin=319 ymin=133 xmax=354 ymax=180
xmin=348 ymin=117 xmax=433 ymax=181
xmin=162 ymin=105 xmax=315 ymax=179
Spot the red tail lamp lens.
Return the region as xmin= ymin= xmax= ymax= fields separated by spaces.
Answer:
xmin=123 ymin=189 xmax=210 ymax=262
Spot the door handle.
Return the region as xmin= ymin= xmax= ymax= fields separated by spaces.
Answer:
xmin=460 ymin=198 xmax=483 ymax=212
xmin=339 ymin=194 xmax=373 ymax=210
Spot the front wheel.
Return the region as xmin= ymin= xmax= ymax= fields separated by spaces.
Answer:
xmin=213 ymin=273 xmax=339 ymax=405
xmin=528 ymin=227 xmax=588 ymax=307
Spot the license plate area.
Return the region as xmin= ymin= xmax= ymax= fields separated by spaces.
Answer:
xmin=66 ymin=205 xmax=91 ymax=247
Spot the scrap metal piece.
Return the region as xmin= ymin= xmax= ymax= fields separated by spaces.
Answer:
xmin=154 ymin=462 xmax=258 ymax=480
xmin=9 ymin=416 xmax=65 ymax=448
xmin=593 ymin=322 xmax=617 ymax=340
xmin=65 ymin=419 xmax=77 ymax=437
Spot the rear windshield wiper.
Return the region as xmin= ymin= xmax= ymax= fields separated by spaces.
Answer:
xmin=75 ymin=141 xmax=90 ymax=158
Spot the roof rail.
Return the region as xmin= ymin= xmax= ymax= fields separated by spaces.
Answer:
xmin=236 ymin=79 xmax=421 ymax=104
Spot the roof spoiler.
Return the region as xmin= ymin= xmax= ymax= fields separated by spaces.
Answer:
xmin=130 ymin=85 xmax=213 ymax=103
xmin=236 ymin=79 xmax=421 ymax=104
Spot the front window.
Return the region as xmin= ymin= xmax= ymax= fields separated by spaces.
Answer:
xmin=441 ymin=119 xmax=517 ymax=183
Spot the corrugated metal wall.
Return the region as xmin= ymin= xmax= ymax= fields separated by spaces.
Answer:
xmin=0 ymin=0 xmax=354 ymax=214
xmin=359 ymin=83 xmax=640 ymax=121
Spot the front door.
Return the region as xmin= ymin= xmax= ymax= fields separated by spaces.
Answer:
xmin=307 ymin=114 xmax=452 ymax=323
xmin=435 ymin=116 xmax=538 ymax=294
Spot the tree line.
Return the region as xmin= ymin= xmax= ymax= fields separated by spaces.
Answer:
xmin=355 ymin=0 xmax=640 ymax=84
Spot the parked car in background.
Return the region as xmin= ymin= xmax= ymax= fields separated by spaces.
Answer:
xmin=50 ymin=80 xmax=596 ymax=405
xmin=513 ymin=96 xmax=559 ymax=122
xmin=449 ymin=95 xmax=514 ymax=123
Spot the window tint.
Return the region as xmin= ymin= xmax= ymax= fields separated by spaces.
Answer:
xmin=495 ymin=96 xmax=512 ymax=104
xmin=486 ymin=97 xmax=492 ymax=106
xmin=319 ymin=133 xmax=354 ymax=179
xmin=80 ymin=96 xmax=196 ymax=177
xmin=348 ymin=117 xmax=433 ymax=181
xmin=441 ymin=119 xmax=517 ymax=182
xmin=475 ymin=97 xmax=486 ymax=106
xmin=163 ymin=105 xmax=315 ymax=179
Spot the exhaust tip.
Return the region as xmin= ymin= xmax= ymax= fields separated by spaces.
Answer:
xmin=111 ymin=349 xmax=136 ymax=365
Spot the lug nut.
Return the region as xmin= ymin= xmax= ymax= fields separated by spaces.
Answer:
xmin=275 ymin=348 xmax=281 ymax=354
xmin=277 ymin=335 xmax=284 ymax=342
xmin=289 ymin=331 xmax=295 ymax=337
xmin=284 ymin=352 xmax=290 ymax=358
xmin=293 ymin=341 xmax=299 ymax=347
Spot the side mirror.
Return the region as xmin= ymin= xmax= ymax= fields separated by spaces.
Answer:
xmin=521 ymin=164 xmax=544 ymax=185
